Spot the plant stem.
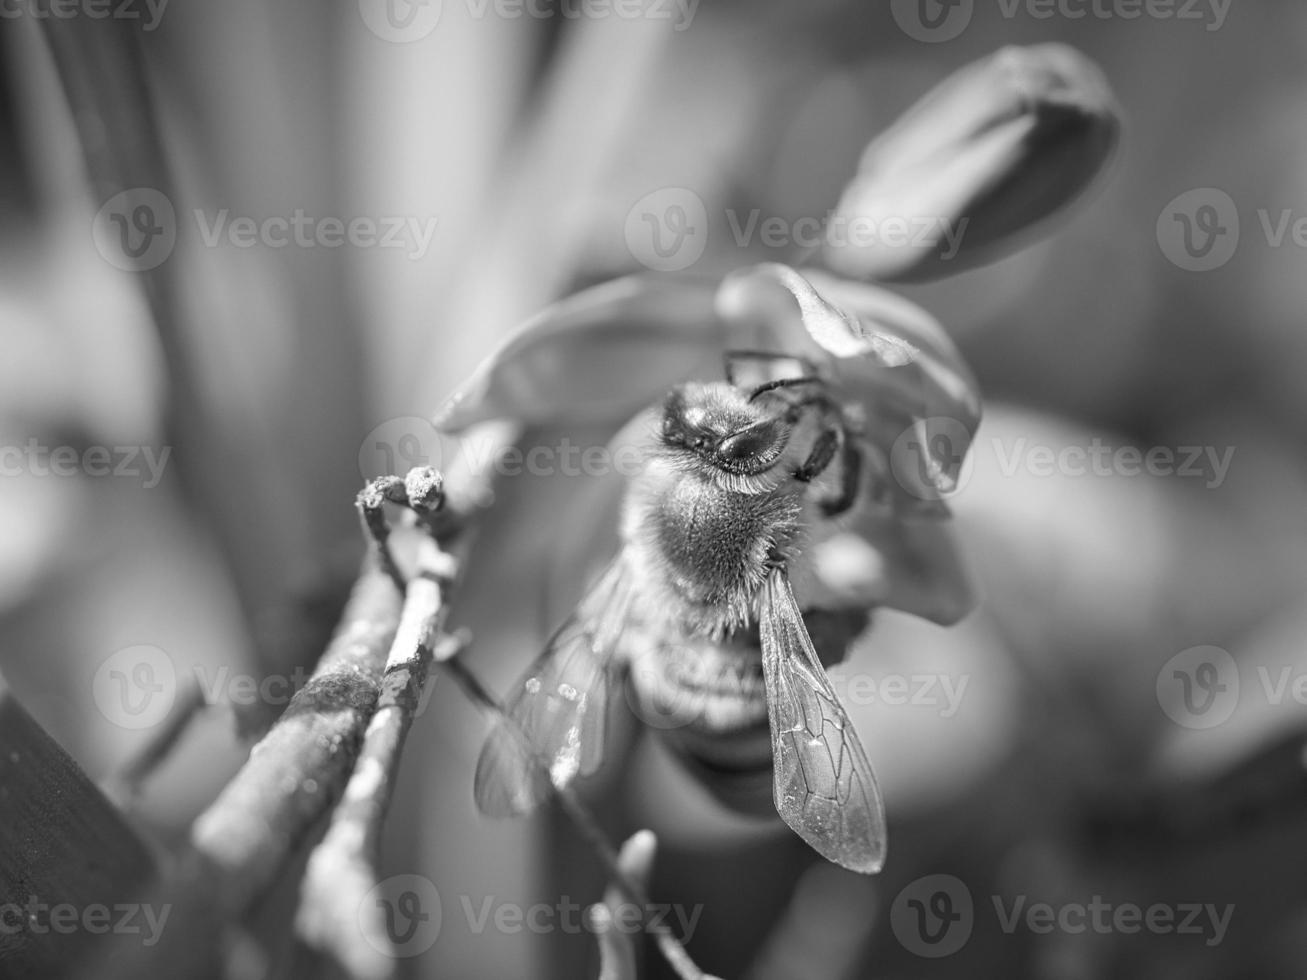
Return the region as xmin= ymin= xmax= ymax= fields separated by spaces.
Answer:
xmin=442 ymin=656 xmax=712 ymax=980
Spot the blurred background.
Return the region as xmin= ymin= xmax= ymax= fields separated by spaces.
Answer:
xmin=4 ymin=1 xmax=1307 ymax=978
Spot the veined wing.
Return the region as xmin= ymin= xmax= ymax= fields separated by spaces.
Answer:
xmin=759 ymin=567 xmax=887 ymax=873
xmin=474 ymin=556 xmax=635 ymax=817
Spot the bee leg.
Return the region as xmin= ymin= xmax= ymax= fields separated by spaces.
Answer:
xmin=749 ymin=375 xmax=824 ymax=403
xmin=794 ymin=427 xmax=839 ymax=483
xmin=818 ymin=440 xmax=863 ymax=518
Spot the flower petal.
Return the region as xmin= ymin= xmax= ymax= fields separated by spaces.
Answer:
xmin=715 ymin=264 xmax=980 ymax=509
xmin=821 ymin=44 xmax=1120 ymax=282
xmin=849 ymin=513 xmax=976 ymax=626
xmin=436 ymin=275 xmax=723 ymax=431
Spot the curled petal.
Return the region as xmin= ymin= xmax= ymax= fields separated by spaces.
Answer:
xmin=716 ymin=264 xmax=980 ymax=508
xmin=436 ymin=275 xmax=722 ymax=431
xmin=853 ymin=515 xmax=975 ymax=626
xmin=821 ymin=44 xmax=1120 ymax=282
xmin=804 ymin=518 xmax=975 ymax=627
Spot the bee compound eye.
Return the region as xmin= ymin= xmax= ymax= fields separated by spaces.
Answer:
xmin=717 ymin=421 xmax=785 ymax=466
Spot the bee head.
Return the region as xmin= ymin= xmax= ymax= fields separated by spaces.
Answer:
xmin=660 ymin=384 xmax=793 ymax=476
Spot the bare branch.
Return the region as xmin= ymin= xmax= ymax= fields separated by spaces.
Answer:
xmin=189 ymin=557 xmax=402 ymax=917
xmin=294 ymin=530 xmax=458 ymax=978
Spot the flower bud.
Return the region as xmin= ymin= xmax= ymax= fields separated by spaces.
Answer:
xmin=821 ymin=44 xmax=1120 ymax=282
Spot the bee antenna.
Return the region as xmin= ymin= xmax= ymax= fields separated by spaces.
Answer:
xmin=747 ymin=375 xmax=823 ymax=403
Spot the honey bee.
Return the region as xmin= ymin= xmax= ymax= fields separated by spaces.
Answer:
xmin=474 ymin=350 xmax=888 ymax=875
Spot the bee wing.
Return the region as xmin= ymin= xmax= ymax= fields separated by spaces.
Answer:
xmin=474 ymin=557 xmax=635 ymax=817
xmin=759 ymin=567 xmax=887 ymax=874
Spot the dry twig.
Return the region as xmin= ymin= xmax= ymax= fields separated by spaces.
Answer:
xmin=189 ymin=554 xmax=402 ymax=916
xmin=295 ymin=471 xmax=459 ymax=978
